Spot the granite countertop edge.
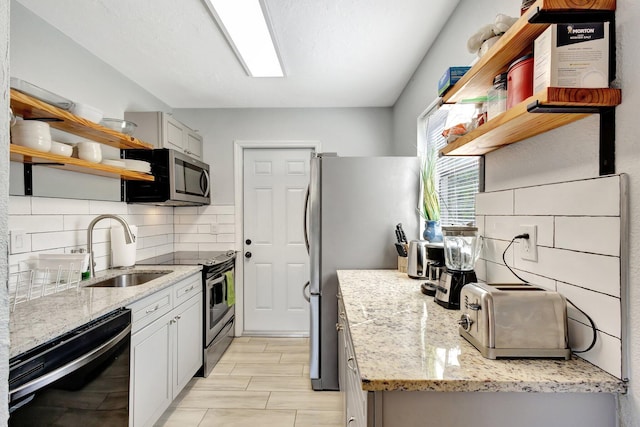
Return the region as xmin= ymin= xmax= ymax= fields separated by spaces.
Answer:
xmin=337 ymin=269 xmax=627 ymax=394
xmin=10 ymin=264 xmax=202 ymax=358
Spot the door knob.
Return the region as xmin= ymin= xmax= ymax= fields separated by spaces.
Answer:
xmin=245 ymin=239 xmax=252 ymax=245
xmin=245 ymin=251 xmax=252 ymax=259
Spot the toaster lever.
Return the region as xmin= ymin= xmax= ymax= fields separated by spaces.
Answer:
xmin=467 ymin=303 xmax=481 ymax=311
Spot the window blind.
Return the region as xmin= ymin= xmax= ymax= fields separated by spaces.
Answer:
xmin=422 ymin=104 xmax=480 ymax=226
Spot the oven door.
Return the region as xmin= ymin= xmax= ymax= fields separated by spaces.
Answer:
xmin=205 ymin=272 xmax=231 ymax=345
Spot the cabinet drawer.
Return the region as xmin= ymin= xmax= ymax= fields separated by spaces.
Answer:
xmin=129 ymin=288 xmax=173 ymax=333
xmin=174 ymin=274 xmax=202 ymax=306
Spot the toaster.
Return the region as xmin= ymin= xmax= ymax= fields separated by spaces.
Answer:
xmin=458 ymin=282 xmax=571 ymax=359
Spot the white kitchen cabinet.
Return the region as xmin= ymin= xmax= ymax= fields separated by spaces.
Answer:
xmin=173 ymin=293 xmax=203 ymax=397
xmin=125 ymin=111 xmax=203 ymax=160
xmin=130 ymin=310 xmax=173 ymax=427
xmin=339 ymin=293 xmax=371 ymax=427
xmin=129 ymin=273 xmax=203 ymax=427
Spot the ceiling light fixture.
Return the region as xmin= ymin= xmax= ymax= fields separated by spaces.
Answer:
xmin=204 ymin=0 xmax=284 ymax=77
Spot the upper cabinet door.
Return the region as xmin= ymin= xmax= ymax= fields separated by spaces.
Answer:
xmin=165 ymin=115 xmax=185 ymax=152
xmin=185 ymin=130 xmax=203 ymax=160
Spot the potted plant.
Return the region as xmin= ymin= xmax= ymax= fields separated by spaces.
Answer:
xmin=419 ymin=146 xmax=443 ymax=242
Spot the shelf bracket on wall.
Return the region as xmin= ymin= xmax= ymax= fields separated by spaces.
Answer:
xmin=528 ymin=9 xmax=615 ymax=25
xmin=23 ymin=164 xmax=33 ymax=196
xmin=527 ymin=101 xmax=616 ymax=175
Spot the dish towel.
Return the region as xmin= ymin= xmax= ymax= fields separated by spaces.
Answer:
xmin=225 ymin=270 xmax=235 ymax=307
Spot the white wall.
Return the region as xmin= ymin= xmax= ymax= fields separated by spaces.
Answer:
xmin=393 ymin=0 xmax=640 ymax=424
xmin=1 ymin=0 xmax=10 ymax=423
xmin=10 ymin=2 xmax=170 ymax=118
xmin=174 ymin=107 xmax=393 ymax=204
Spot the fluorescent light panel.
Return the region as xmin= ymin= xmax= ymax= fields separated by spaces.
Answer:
xmin=208 ymin=0 xmax=284 ymax=77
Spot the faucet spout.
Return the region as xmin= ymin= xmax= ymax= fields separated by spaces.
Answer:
xmin=87 ymin=214 xmax=136 ymax=278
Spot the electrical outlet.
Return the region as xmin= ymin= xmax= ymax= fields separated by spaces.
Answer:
xmin=519 ymin=225 xmax=537 ymax=262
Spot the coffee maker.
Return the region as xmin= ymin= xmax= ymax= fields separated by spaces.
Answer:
xmin=435 ymin=226 xmax=482 ymax=309
xmin=420 ymin=242 xmax=446 ymax=296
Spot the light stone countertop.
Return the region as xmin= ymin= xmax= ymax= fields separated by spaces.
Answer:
xmin=10 ymin=265 xmax=202 ymax=358
xmin=337 ymin=269 xmax=627 ymax=394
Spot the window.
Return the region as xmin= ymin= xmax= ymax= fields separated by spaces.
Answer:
xmin=418 ymin=102 xmax=481 ymax=226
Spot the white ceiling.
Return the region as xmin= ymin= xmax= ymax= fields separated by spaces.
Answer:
xmin=16 ymin=0 xmax=459 ymax=109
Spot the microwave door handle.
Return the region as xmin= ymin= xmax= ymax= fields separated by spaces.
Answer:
xmin=201 ymin=169 xmax=211 ymax=197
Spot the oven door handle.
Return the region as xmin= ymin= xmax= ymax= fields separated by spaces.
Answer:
xmin=9 ymin=324 xmax=131 ymax=402
xmin=303 ymin=281 xmax=311 ymax=302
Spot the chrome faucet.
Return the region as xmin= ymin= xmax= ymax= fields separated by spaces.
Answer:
xmin=87 ymin=214 xmax=136 ymax=278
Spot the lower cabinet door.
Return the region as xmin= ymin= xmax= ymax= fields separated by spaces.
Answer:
xmin=130 ymin=312 xmax=173 ymax=427
xmin=173 ymin=293 xmax=203 ymax=397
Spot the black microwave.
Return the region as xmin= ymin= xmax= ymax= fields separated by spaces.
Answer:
xmin=123 ymin=148 xmax=211 ymax=206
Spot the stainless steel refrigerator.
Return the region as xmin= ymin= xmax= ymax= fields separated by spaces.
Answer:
xmin=304 ymin=153 xmax=419 ymax=391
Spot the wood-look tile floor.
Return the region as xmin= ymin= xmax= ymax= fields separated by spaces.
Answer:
xmin=155 ymin=337 xmax=343 ymax=427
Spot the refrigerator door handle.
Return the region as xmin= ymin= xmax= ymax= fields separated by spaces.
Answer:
xmin=303 ymin=185 xmax=310 ymax=254
xmin=303 ymin=281 xmax=310 ymax=302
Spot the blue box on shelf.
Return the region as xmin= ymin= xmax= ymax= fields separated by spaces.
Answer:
xmin=438 ymin=66 xmax=471 ymax=96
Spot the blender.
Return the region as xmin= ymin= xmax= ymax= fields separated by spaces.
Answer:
xmin=435 ymin=226 xmax=482 ymax=310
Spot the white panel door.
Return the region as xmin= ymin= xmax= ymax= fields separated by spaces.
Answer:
xmin=243 ymin=148 xmax=311 ymax=334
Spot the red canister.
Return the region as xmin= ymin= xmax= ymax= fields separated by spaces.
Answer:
xmin=506 ymin=54 xmax=534 ymax=109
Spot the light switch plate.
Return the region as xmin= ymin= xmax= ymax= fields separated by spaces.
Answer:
xmin=10 ymin=229 xmax=27 ymax=254
xmin=519 ymin=225 xmax=537 ymax=262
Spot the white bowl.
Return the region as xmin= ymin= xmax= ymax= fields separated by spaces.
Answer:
xmin=12 ymin=135 xmax=52 ymax=152
xmin=49 ymin=141 xmax=73 ymax=157
xmin=70 ymin=103 xmax=103 ymax=123
xmin=77 ymin=141 xmax=102 ymax=163
xmin=12 ymin=120 xmax=50 ymax=132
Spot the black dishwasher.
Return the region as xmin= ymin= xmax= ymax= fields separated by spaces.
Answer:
xmin=9 ymin=308 xmax=132 ymax=427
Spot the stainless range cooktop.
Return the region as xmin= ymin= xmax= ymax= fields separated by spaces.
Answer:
xmin=136 ymin=250 xmax=236 ymax=267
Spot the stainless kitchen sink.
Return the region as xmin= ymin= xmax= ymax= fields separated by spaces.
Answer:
xmin=86 ymin=271 xmax=169 ymax=288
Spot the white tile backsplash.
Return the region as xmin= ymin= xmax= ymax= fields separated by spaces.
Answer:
xmin=555 ymin=216 xmax=620 ymax=256
xmin=514 ymin=176 xmax=620 ymax=216
xmin=475 ymin=190 xmax=514 ymax=215
xmin=568 ymin=319 xmax=621 ymax=378
xmin=31 ymin=197 xmax=90 ymax=214
xmin=8 ymin=196 xmax=236 ymax=272
xmin=515 ymin=247 xmax=619 ymax=297
xmin=8 ymin=196 xmax=30 ymax=214
xmin=484 ymin=216 xmax=554 ymax=246
xmin=559 ymin=282 xmax=621 ymax=339
xmin=480 ymin=175 xmax=625 ymax=379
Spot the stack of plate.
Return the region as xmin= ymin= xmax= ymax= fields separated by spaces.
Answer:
xmin=101 ymin=159 xmax=126 ymax=168
xmin=123 ymin=159 xmax=151 ymax=173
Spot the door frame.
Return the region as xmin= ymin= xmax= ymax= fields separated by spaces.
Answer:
xmin=233 ymin=140 xmax=321 ymax=336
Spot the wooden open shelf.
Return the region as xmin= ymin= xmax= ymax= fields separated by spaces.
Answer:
xmin=10 ymin=89 xmax=154 ymax=150
xmin=440 ymin=87 xmax=621 ymax=156
xmin=439 ymin=0 xmax=618 ymax=159
xmin=442 ymin=0 xmax=616 ymax=105
xmin=10 ymin=145 xmax=155 ymax=181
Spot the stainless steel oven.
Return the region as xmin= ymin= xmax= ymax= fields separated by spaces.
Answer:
xmin=137 ymin=250 xmax=236 ymax=377
xmin=9 ymin=308 xmax=131 ymax=426
xmin=203 ymin=256 xmax=236 ymax=376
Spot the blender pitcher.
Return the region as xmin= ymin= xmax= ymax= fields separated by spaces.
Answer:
xmin=442 ymin=226 xmax=482 ymax=271
xmin=435 ymin=226 xmax=482 ymax=310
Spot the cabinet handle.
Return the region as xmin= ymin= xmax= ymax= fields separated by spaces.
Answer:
xmin=175 ymin=315 xmax=181 ymax=321
xmin=145 ymin=304 xmax=160 ymax=314
xmin=336 ymin=322 xmax=344 ymax=331
xmin=169 ymin=319 xmax=176 ymax=325
xmin=183 ymin=285 xmax=194 ymax=293
xmin=348 ymin=416 xmax=355 ymax=425
xmin=339 ymin=311 xmax=346 ymax=320
xmin=347 ymin=356 xmax=357 ymax=372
